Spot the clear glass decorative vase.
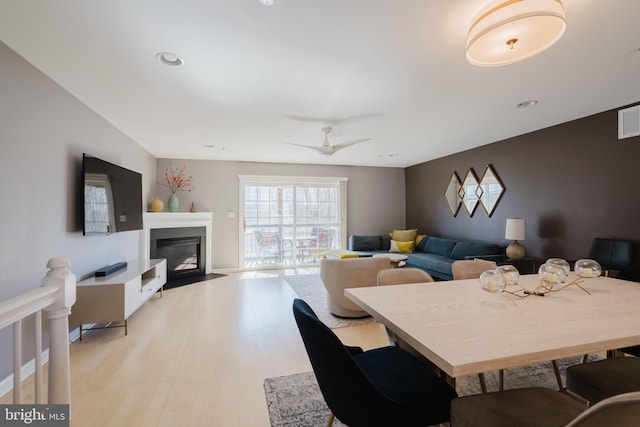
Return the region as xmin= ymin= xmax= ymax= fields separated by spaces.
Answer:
xmin=479 ymin=269 xmax=506 ymax=293
xmin=539 ymin=261 xmax=568 ymax=285
xmin=574 ymin=259 xmax=602 ymax=278
xmin=497 ymin=265 xmax=520 ymax=286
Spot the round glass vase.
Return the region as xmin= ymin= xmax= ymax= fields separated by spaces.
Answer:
xmin=168 ymin=193 xmax=179 ymax=212
xmin=539 ymin=262 xmax=567 ymax=285
xmin=479 ymin=270 xmax=506 ymax=293
xmin=497 ymin=265 xmax=520 ymax=286
xmin=574 ymin=259 xmax=602 ymax=278
xmin=545 ymin=258 xmax=571 ymax=276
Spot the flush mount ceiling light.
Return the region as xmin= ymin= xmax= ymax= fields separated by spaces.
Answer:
xmin=259 ymin=0 xmax=274 ymax=5
xmin=466 ymin=0 xmax=567 ymax=67
xmin=156 ymin=52 xmax=184 ymax=67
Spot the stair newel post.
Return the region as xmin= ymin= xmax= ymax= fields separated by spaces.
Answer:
xmin=40 ymin=256 xmax=76 ymax=405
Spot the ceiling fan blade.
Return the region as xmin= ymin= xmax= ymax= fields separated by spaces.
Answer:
xmin=332 ymin=138 xmax=371 ymax=152
xmin=282 ymin=142 xmax=325 ymax=153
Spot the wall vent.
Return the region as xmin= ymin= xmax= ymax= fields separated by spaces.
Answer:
xmin=618 ymin=105 xmax=640 ymax=139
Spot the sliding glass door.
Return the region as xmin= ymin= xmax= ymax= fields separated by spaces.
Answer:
xmin=239 ymin=176 xmax=347 ymax=269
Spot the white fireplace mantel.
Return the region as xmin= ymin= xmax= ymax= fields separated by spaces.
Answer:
xmin=140 ymin=212 xmax=213 ymax=274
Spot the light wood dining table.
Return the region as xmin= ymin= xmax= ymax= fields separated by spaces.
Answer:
xmin=345 ymin=273 xmax=640 ymax=381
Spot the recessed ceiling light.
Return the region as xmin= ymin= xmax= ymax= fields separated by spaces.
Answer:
xmin=204 ymin=144 xmax=215 ymax=148
xmin=156 ymin=52 xmax=184 ymax=67
xmin=260 ymin=0 xmax=274 ymax=5
xmin=517 ymin=100 xmax=538 ymax=108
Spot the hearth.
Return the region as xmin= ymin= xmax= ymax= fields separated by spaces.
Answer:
xmin=150 ymin=227 xmax=206 ymax=284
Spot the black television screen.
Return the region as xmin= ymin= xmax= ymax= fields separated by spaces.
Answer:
xmin=83 ymin=153 xmax=143 ymax=235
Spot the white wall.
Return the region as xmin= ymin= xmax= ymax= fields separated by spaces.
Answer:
xmin=0 ymin=42 xmax=156 ymax=380
xmin=154 ymin=159 xmax=406 ymax=270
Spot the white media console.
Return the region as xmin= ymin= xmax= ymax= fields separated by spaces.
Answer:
xmin=69 ymin=259 xmax=167 ymax=339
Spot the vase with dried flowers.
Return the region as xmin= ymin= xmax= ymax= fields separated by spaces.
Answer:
xmin=158 ymin=162 xmax=193 ymax=212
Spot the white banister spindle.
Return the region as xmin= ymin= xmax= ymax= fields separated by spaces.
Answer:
xmin=34 ymin=310 xmax=43 ymax=404
xmin=13 ymin=320 xmax=22 ymax=403
xmin=40 ymin=256 xmax=76 ymax=405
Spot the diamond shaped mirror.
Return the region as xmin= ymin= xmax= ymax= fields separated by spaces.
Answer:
xmin=462 ymin=169 xmax=479 ymax=216
xmin=444 ymin=172 xmax=462 ymax=216
xmin=478 ymin=165 xmax=504 ymax=217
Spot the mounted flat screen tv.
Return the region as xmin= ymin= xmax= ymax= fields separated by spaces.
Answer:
xmin=83 ymin=153 xmax=143 ymax=235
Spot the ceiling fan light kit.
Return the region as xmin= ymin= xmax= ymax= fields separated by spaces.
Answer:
xmin=283 ymin=127 xmax=371 ymax=157
xmin=466 ymin=0 xmax=567 ymax=67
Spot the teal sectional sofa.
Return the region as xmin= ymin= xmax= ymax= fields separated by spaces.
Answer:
xmin=348 ymin=234 xmax=502 ymax=280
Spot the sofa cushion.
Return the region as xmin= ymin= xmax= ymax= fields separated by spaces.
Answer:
xmin=380 ymin=235 xmax=391 ymax=250
xmin=407 ymin=253 xmax=453 ymax=276
xmin=390 ymin=229 xmax=418 ymax=242
xmin=450 ymin=241 xmax=501 ymax=260
xmin=389 ymin=240 xmax=414 ymax=253
xmin=424 ymin=237 xmax=457 ymax=258
xmin=415 ymin=235 xmax=430 ymax=252
xmin=349 ymin=235 xmax=382 ymax=251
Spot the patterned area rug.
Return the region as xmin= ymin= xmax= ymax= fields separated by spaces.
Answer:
xmin=283 ymin=274 xmax=378 ymax=328
xmin=264 ymin=355 xmax=598 ymax=427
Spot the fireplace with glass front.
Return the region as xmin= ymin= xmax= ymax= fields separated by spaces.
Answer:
xmin=150 ymin=226 xmax=206 ymax=286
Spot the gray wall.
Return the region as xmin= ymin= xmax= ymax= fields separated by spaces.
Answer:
xmin=154 ymin=159 xmax=406 ymax=269
xmin=0 ymin=42 xmax=156 ymax=380
xmin=406 ymin=106 xmax=640 ymax=264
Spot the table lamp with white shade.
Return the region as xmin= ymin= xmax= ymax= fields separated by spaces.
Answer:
xmin=505 ymin=218 xmax=526 ymax=260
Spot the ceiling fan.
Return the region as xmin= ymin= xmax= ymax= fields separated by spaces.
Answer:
xmin=283 ymin=127 xmax=371 ymax=156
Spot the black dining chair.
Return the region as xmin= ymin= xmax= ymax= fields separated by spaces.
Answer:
xmin=450 ymin=389 xmax=640 ymax=427
xmin=616 ymin=266 xmax=640 ymax=357
xmin=588 ymin=237 xmax=632 ymax=276
xmin=292 ymin=298 xmax=457 ymax=427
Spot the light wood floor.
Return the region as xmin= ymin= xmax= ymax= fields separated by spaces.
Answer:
xmin=1 ymin=269 xmax=389 ymax=426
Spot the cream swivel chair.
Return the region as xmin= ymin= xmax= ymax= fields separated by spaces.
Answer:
xmin=320 ymin=257 xmax=391 ymax=318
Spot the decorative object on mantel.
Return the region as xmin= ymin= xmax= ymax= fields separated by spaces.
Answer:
xmin=505 ymin=218 xmax=526 ymax=260
xmin=149 ymin=197 xmax=164 ymax=212
xmin=190 ymin=202 xmax=197 ymax=213
xmin=168 ymin=194 xmax=179 ymax=212
xmin=158 ymin=162 xmax=193 ymax=213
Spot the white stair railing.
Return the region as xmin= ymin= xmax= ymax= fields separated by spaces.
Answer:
xmin=0 ymin=256 xmax=76 ymax=405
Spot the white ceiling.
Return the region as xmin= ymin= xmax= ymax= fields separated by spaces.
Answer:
xmin=1 ymin=1 xmax=639 ymax=168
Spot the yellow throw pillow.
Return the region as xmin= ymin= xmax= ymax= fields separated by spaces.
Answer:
xmin=415 ymin=234 xmax=426 ymax=245
xmin=389 ymin=240 xmax=414 ymax=253
xmin=390 ymin=229 xmax=418 ymax=242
